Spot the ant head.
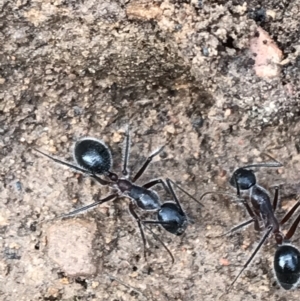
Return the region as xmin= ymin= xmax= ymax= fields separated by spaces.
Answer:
xmin=158 ymin=202 xmax=187 ymax=236
xmin=229 ymin=168 xmax=256 ymax=191
xmin=74 ymin=138 xmax=112 ymax=174
xmin=274 ymin=244 xmax=300 ymax=290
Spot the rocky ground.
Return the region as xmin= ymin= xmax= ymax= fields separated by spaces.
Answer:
xmin=1 ymin=0 xmax=300 ymax=300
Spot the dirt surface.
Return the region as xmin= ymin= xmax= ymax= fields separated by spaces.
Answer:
xmin=1 ymin=0 xmax=300 ymax=300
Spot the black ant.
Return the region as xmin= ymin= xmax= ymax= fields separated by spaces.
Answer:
xmin=34 ymin=128 xmax=202 ymax=263
xmin=201 ymin=156 xmax=300 ymax=290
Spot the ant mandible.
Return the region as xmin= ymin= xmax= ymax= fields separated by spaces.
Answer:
xmin=34 ymin=127 xmax=203 ymax=263
xmin=201 ymin=155 xmax=300 ymax=290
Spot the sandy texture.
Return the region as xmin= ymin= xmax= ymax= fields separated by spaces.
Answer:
xmin=1 ymin=0 xmax=300 ymax=300
xmin=47 ymin=219 xmax=98 ymax=277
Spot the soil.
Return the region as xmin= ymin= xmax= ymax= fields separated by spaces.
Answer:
xmin=1 ymin=0 xmax=300 ymax=300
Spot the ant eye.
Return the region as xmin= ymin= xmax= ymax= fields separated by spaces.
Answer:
xmin=74 ymin=139 xmax=112 ymax=174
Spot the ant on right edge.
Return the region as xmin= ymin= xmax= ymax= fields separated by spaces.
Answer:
xmin=201 ymin=155 xmax=300 ymax=290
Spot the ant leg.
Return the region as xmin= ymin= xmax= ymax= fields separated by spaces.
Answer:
xmin=199 ymin=191 xmax=260 ymax=230
xmin=272 ymin=186 xmax=279 ymax=211
xmin=128 ymin=203 xmax=175 ymax=264
xmin=122 ymin=126 xmax=131 ymax=177
xmin=284 ymin=210 xmax=300 ymax=240
xmin=142 ymin=178 xmax=169 ymax=193
xmin=218 ymin=218 xmax=255 ymax=237
xmin=280 ymin=201 xmax=300 ymax=226
xmin=240 ymin=199 xmax=256 ymax=218
xmin=229 ymin=225 xmax=273 ymax=290
xmin=247 ymin=190 xmax=261 ymax=231
xmin=34 ymin=148 xmax=111 ymax=186
xmin=166 ymin=178 xmax=204 ymax=207
xmin=128 ymin=202 xmax=148 ymax=261
xmin=143 ymin=178 xmax=203 ymax=208
xmin=206 ymin=195 xmax=257 ymax=237
xmin=145 ymin=178 xmax=203 ymax=214
xmin=132 ymin=146 xmax=165 ymax=183
xmin=233 ymin=175 xmax=241 ymax=197
xmin=61 ymin=193 xmax=118 ymax=218
xmin=143 ymin=225 xmax=175 ymax=264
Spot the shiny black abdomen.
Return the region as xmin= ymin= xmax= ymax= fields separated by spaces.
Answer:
xmin=128 ymin=185 xmax=161 ymax=211
xmin=274 ymin=245 xmax=300 ymax=290
xmin=158 ymin=202 xmax=187 ymax=235
xmin=74 ymin=139 xmax=112 ymax=174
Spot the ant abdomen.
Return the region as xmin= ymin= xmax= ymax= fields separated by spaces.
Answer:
xmin=158 ymin=202 xmax=187 ymax=236
xmin=229 ymin=168 xmax=256 ymax=191
xmin=74 ymin=138 xmax=112 ymax=174
xmin=128 ymin=185 xmax=161 ymax=211
xmin=274 ymin=245 xmax=300 ymax=290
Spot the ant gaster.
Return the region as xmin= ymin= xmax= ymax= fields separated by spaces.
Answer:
xmin=201 ymin=156 xmax=300 ymax=290
xmin=34 ymin=128 xmax=203 ymax=263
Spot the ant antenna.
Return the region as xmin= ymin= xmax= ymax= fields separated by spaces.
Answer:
xmin=34 ymin=148 xmax=89 ymax=173
xmin=199 ymin=191 xmax=242 ymax=202
xmin=242 ymin=153 xmax=283 ymax=169
xmin=61 ymin=193 xmax=118 ymax=218
xmin=33 ymin=148 xmax=111 ymax=186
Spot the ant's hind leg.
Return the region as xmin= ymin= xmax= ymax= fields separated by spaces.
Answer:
xmin=61 ymin=193 xmax=118 ymax=218
xmin=228 ymin=226 xmax=273 ymax=291
xmin=166 ymin=178 xmax=204 ymax=207
xmin=143 ymin=178 xmax=203 ymax=208
xmin=128 ymin=203 xmax=148 ymax=261
xmin=271 ymin=186 xmax=279 ymax=211
xmin=284 ymin=210 xmax=300 ymax=240
xmin=280 ymin=200 xmax=300 ymax=226
xmin=128 ymin=203 xmax=175 ymax=264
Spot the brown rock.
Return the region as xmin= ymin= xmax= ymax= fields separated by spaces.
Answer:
xmin=47 ymin=219 xmax=97 ymax=277
xmin=126 ymin=3 xmax=162 ymax=21
xmin=250 ymin=27 xmax=283 ymax=78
